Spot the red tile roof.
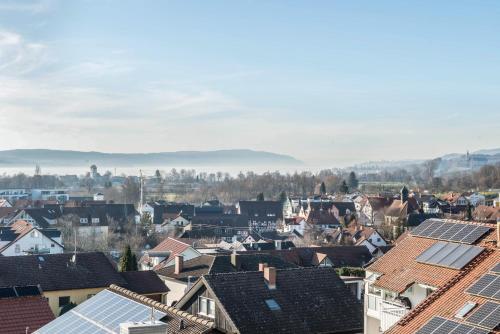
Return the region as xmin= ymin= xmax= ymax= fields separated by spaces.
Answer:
xmin=147 ymin=237 xmax=197 ymax=270
xmin=0 ymin=296 xmax=54 ymax=334
xmin=386 ymin=245 xmax=499 ymax=333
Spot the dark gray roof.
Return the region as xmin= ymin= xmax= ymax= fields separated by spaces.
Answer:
xmin=201 ymin=267 xmax=363 ymax=334
xmin=0 ymin=252 xmax=126 ymax=291
xmin=120 ymin=271 xmax=169 ymax=294
xmin=238 ymin=201 xmax=283 ymax=220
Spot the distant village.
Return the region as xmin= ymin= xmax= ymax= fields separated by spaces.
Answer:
xmin=0 ymin=164 xmax=498 ymax=334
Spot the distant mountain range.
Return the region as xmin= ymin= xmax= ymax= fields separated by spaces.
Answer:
xmin=0 ymin=149 xmax=303 ymax=167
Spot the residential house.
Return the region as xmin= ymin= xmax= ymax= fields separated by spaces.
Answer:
xmin=140 ymin=237 xmax=201 ymax=271
xmin=384 ymin=223 xmax=499 ymax=334
xmin=237 ymin=201 xmax=284 ymax=232
xmin=0 ymin=199 xmax=12 ymax=207
xmin=0 ymin=286 xmax=55 ymax=334
xmin=384 ymin=186 xmax=420 ymax=226
xmin=282 ymin=216 xmax=307 ymax=236
xmin=360 ymin=196 xmax=393 ymax=226
xmin=441 ymin=192 xmax=469 ymax=206
xmin=0 ymin=207 xmax=16 ymax=224
xmin=0 ymin=220 xmax=63 ymax=256
xmin=156 ymin=253 xmax=298 ymax=305
xmin=34 ymin=285 xmax=214 ymax=334
xmin=0 ymin=252 xmax=168 ymax=315
xmin=364 ymin=218 xmax=495 ymax=333
xmin=306 ymin=208 xmax=341 ymax=230
xmin=467 ymin=192 xmax=487 ymax=207
xmin=176 ymin=266 xmax=363 ymax=334
xmin=473 ymin=205 xmax=500 ymax=223
xmin=343 ymin=223 xmax=388 ymax=253
xmin=183 ymin=214 xmax=250 ymax=242
xmin=9 ymin=207 xmax=62 ymax=228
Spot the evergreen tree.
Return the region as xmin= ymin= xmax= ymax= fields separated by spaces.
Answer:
xmin=347 ymin=171 xmax=359 ymax=190
xmin=279 ymin=191 xmax=288 ymax=203
xmin=320 ymin=182 xmax=327 ymax=195
xmin=339 ymin=180 xmax=349 ymax=194
xmin=256 ymin=192 xmax=265 ymax=201
xmin=130 ymin=253 xmax=138 ymax=271
xmin=119 ymin=245 xmax=133 ymax=272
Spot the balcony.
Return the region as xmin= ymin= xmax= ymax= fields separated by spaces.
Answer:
xmin=366 ymin=294 xmax=409 ymax=331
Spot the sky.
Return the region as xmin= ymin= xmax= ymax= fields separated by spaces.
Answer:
xmin=0 ymin=0 xmax=499 ymax=167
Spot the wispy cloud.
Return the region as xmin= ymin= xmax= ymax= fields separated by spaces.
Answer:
xmin=0 ymin=0 xmax=53 ymax=13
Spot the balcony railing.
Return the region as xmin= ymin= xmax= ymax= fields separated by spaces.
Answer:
xmin=366 ymin=294 xmax=409 ymax=331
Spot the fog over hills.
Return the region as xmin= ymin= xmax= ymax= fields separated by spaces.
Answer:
xmin=0 ymin=149 xmax=302 ymax=167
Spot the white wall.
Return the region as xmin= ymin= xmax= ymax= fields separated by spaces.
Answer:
xmin=162 ymin=278 xmax=188 ymax=306
xmin=1 ymin=230 xmax=64 ymax=256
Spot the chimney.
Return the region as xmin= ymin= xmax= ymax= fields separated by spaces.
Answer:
xmin=231 ymin=252 xmax=240 ymax=269
xmin=258 ymin=263 xmax=268 ymax=272
xmin=174 ymin=255 xmax=183 ymax=275
xmin=274 ymin=240 xmax=282 ymax=250
xmin=119 ymin=321 xmax=168 ymax=334
xmin=264 ymin=267 xmax=276 ymax=289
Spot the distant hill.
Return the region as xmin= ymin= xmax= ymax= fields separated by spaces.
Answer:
xmin=0 ymin=149 xmax=303 ymax=167
xmin=350 ymin=148 xmax=500 ymax=175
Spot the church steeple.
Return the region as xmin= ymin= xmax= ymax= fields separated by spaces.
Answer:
xmin=401 ymin=185 xmax=409 ymax=203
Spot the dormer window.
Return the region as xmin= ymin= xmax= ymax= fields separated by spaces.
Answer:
xmin=198 ymin=296 xmax=215 ymax=318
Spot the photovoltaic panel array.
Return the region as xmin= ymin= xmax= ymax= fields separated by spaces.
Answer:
xmin=35 ymin=289 xmax=167 ymax=334
xmin=466 ymin=301 xmax=500 ymax=331
xmin=410 ymin=219 xmax=490 ymax=245
xmin=415 ymin=316 xmax=489 ymax=334
xmin=466 ymin=273 xmax=500 ymax=301
xmin=490 ymin=263 xmax=500 ymax=275
xmin=416 ymin=241 xmax=484 ymax=270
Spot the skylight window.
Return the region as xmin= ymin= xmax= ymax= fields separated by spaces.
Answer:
xmin=265 ymin=299 xmax=281 ymax=311
xmin=455 ymin=301 xmax=476 ymax=319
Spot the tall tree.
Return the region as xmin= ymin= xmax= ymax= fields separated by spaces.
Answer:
xmin=320 ymin=182 xmax=327 ymax=195
xmin=256 ymin=192 xmax=265 ymax=201
xmin=339 ymin=180 xmax=349 ymax=194
xmin=119 ymin=245 xmax=134 ymax=272
xmin=279 ymin=191 xmax=288 ymax=203
xmin=347 ymin=171 xmax=359 ymax=190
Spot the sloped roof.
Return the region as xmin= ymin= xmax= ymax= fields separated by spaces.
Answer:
xmin=0 ymin=296 xmax=54 ymax=334
xmin=0 ymin=252 xmax=126 ymax=291
xmin=198 ymin=267 xmax=363 ymax=334
xmin=386 ymin=234 xmax=499 ymax=333
xmin=367 ymin=220 xmax=495 ymax=294
xmin=120 ymin=270 xmax=169 ymax=294
xmin=35 ymin=285 xmax=213 ymax=334
xmin=238 ymin=201 xmax=283 ymax=219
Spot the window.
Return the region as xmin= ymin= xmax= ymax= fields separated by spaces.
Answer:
xmin=265 ymin=299 xmax=281 ymax=311
xmin=59 ymin=296 xmax=70 ymax=307
xmin=80 ymin=218 xmax=88 ymax=224
xmin=455 ymin=302 xmax=476 ymax=319
xmin=51 ymin=244 xmax=55 ymax=248
xmin=91 ymin=218 xmax=99 ymax=224
xmin=31 ymin=231 xmax=39 ymax=238
xmin=15 ymin=244 xmax=20 ymax=253
xmin=198 ymin=296 xmax=215 ymax=318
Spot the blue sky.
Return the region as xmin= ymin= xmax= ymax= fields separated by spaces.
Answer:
xmin=0 ymin=0 xmax=499 ymax=166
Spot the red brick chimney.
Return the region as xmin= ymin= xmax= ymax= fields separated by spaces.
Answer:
xmin=258 ymin=263 xmax=268 ymax=272
xmin=174 ymin=254 xmax=183 ymax=275
xmin=264 ymin=267 xmax=276 ymax=289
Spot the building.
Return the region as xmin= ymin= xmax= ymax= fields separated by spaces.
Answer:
xmin=156 ymin=253 xmax=298 ymax=305
xmin=0 ymin=220 xmax=63 ymax=256
xmin=363 ymin=218 xmax=496 ymax=333
xmin=0 ymin=252 xmax=168 ymax=315
xmin=0 ymin=286 xmax=55 ymax=334
xmin=34 ymin=285 xmax=214 ymax=334
xmin=176 ymin=266 xmax=363 ymax=333
xmin=237 ymin=201 xmax=284 ymax=232
xmin=385 ymin=224 xmax=499 ymax=334
xmin=140 ymin=237 xmax=201 ymax=271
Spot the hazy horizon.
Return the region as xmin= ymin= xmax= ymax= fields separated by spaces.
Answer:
xmin=1 ymin=0 xmax=499 ymax=165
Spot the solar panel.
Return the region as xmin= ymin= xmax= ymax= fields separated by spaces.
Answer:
xmin=490 ymin=263 xmax=500 ymax=275
xmin=466 ymin=301 xmax=500 ymax=330
xmin=35 ymin=289 xmax=167 ymax=334
xmin=466 ymin=273 xmax=500 ymax=301
xmin=415 ymin=316 xmax=489 ymax=334
xmin=14 ymin=285 xmax=40 ymax=297
xmin=416 ymin=241 xmax=484 ymax=270
xmin=0 ymin=287 xmax=16 ymax=298
xmin=410 ymin=219 xmax=490 ymax=244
